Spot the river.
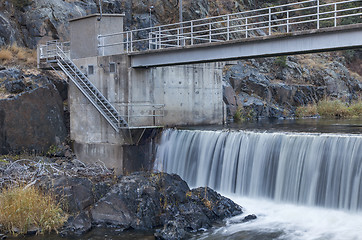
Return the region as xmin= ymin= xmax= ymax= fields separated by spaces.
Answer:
xmin=155 ymin=118 xmax=362 ymax=240
xmin=10 ymin=118 xmax=362 ymax=239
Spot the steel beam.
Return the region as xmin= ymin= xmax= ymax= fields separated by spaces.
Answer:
xmin=130 ymin=24 xmax=362 ymax=68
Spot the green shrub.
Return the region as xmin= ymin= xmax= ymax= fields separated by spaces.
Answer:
xmin=233 ymin=106 xmax=254 ymax=122
xmin=275 ymin=56 xmax=287 ymax=68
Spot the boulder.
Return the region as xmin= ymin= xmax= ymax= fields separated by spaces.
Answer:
xmin=243 ymin=214 xmax=257 ymax=222
xmin=0 ymin=83 xmax=67 ymax=154
xmin=91 ymin=172 xmax=243 ymax=239
xmin=60 ymin=211 xmax=92 ymax=236
xmin=38 ymin=176 xmax=95 ymax=213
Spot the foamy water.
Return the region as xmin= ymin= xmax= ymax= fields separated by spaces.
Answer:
xmin=194 ymin=195 xmax=362 ymax=240
xmin=155 ymin=128 xmax=362 ymax=239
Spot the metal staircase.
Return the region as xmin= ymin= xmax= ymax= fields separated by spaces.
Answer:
xmin=43 ymin=41 xmax=128 ymax=132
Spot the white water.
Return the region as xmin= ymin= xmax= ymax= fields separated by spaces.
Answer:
xmin=195 ymin=196 xmax=362 ymax=240
xmin=154 ymin=129 xmax=362 ymax=239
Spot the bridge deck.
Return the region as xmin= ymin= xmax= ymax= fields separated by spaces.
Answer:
xmin=129 ymin=23 xmax=362 ymax=68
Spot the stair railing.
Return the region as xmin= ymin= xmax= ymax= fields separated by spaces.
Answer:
xmin=52 ymin=42 xmax=128 ymax=131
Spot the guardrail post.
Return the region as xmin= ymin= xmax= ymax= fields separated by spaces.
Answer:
xmin=227 ymin=15 xmax=230 ymax=41
xmin=334 ymin=3 xmax=337 ymax=27
xmin=130 ymin=31 xmax=133 ymax=52
xmin=191 ymin=21 xmax=194 ymax=45
xmin=245 ymin=17 xmax=248 ymax=38
xmin=317 ymin=0 xmax=320 ymax=29
xmin=126 ymin=32 xmax=129 ymax=53
xmin=269 ymin=8 xmax=272 ymax=35
xmin=148 ymin=32 xmax=151 ymax=50
xmin=287 ymin=10 xmax=289 ymax=33
xmin=209 ymin=22 xmax=212 ymax=43
xmin=177 ymin=28 xmax=180 ymax=46
xmin=158 ymin=27 xmax=161 ymax=49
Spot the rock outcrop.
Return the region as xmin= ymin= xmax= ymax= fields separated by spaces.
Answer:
xmin=0 ymin=68 xmax=67 ymax=154
xmin=33 ymin=170 xmax=243 ymax=239
xmin=0 ymin=0 xmax=360 ymax=122
xmin=91 ymin=172 xmax=242 ymax=239
xmin=223 ymin=53 xmax=362 ymax=120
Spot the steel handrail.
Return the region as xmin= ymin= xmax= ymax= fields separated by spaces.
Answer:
xmin=97 ymin=0 xmax=361 ymax=53
xmin=52 ymin=42 xmax=128 ymax=129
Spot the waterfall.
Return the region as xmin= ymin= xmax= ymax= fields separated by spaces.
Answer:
xmin=154 ymin=129 xmax=362 ymax=211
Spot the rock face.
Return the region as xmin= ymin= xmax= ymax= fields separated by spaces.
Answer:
xmin=0 ymin=0 xmax=360 ymax=122
xmin=223 ymin=54 xmax=362 ymax=120
xmin=0 ymin=68 xmax=67 ymax=154
xmin=91 ymin=172 xmax=242 ymax=239
xmin=31 ymin=171 xmax=244 ymax=238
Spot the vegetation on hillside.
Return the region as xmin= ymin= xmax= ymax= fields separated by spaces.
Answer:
xmin=0 ymin=44 xmax=37 ymax=68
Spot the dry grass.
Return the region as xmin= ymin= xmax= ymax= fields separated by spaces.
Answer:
xmin=0 ymin=44 xmax=37 ymax=67
xmin=347 ymin=100 xmax=362 ymax=116
xmin=317 ymin=99 xmax=351 ymax=118
xmin=295 ymin=104 xmax=318 ymax=117
xmin=296 ymin=99 xmax=362 ymax=118
xmin=0 ymin=185 xmax=67 ymax=235
xmin=0 ymin=49 xmax=13 ymax=61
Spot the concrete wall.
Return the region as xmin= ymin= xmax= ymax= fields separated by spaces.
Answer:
xmin=70 ymin=54 xmax=224 ymax=173
xmin=151 ymin=63 xmax=224 ymax=126
xmin=70 ymin=14 xmax=124 ymax=59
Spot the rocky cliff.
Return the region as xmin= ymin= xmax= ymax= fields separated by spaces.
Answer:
xmin=0 ymin=0 xmax=361 ymax=128
xmin=224 ymin=53 xmax=362 ymax=119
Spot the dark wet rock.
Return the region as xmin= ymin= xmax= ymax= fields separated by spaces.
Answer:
xmin=91 ymin=172 xmax=242 ymax=240
xmin=38 ymin=176 xmax=95 ymax=213
xmin=24 ymin=227 xmax=40 ymax=236
xmin=154 ymin=220 xmax=189 ymax=240
xmin=55 ymin=177 xmax=93 ymax=213
xmin=4 ymin=79 xmax=26 ymax=94
xmin=243 ymin=214 xmax=257 ymax=222
xmin=60 ymin=211 xmax=92 ymax=236
xmin=93 ymin=181 xmax=113 ymax=203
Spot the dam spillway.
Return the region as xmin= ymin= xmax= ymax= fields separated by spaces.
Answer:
xmin=154 ymin=129 xmax=362 ymax=211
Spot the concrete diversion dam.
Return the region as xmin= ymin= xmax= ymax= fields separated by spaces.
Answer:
xmin=154 ymin=129 xmax=362 ymax=239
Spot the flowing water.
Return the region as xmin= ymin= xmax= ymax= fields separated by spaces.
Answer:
xmin=154 ymin=128 xmax=362 ymax=240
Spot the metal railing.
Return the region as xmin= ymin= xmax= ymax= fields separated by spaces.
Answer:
xmin=98 ymin=0 xmax=362 ymax=53
xmin=117 ymin=103 xmax=165 ymax=128
xmin=38 ymin=41 xmax=165 ymax=129
xmin=38 ymin=41 xmax=70 ymax=60
xmin=50 ymin=41 xmax=129 ymax=131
